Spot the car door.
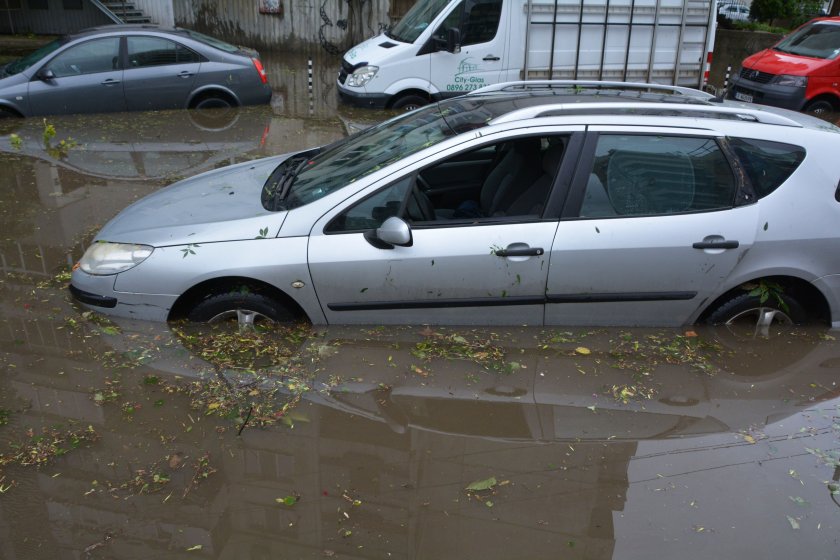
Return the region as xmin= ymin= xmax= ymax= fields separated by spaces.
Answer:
xmin=27 ymin=36 xmax=125 ymax=115
xmin=307 ymin=130 xmax=583 ymax=325
xmin=545 ymin=128 xmax=759 ymax=327
xmin=122 ymin=35 xmax=201 ymax=111
xmin=425 ymin=0 xmax=507 ymax=95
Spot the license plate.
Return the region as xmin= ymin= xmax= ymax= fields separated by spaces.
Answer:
xmin=734 ymin=91 xmax=753 ymax=103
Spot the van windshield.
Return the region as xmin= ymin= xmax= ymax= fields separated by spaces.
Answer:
xmin=387 ymin=0 xmax=452 ymax=43
xmin=774 ymin=21 xmax=840 ymax=60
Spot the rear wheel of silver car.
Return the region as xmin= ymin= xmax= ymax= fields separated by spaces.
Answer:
xmin=705 ymin=292 xmax=806 ymax=336
xmin=187 ymin=291 xmax=294 ymax=326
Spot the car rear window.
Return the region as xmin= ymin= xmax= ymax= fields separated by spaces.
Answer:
xmin=728 ymin=138 xmax=806 ymax=199
xmin=180 ymin=29 xmax=239 ymax=53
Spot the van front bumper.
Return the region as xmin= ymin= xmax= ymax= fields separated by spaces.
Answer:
xmin=336 ymin=82 xmax=390 ymax=109
xmin=728 ymin=75 xmax=807 ymax=111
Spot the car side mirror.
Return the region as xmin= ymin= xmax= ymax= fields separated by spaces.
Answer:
xmin=364 ymin=216 xmax=413 ymax=249
xmin=446 ymin=27 xmax=461 ymax=54
xmin=37 ymin=68 xmax=55 ymax=81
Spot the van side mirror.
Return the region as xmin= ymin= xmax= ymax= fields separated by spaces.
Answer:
xmin=364 ymin=216 xmax=413 ymax=249
xmin=446 ymin=28 xmax=461 ymax=54
xmin=37 ymin=68 xmax=55 ymax=81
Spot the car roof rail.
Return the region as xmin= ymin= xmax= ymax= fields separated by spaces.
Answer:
xmin=488 ymin=102 xmax=805 ymax=127
xmin=469 ymin=80 xmax=716 ymax=99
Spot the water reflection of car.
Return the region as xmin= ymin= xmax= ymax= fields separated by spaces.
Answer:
xmin=70 ymin=82 xmax=840 ymax=331
xmin=0 ymin=25 xmax=271 ymax=118
xmin=0 ymin=108 xmax=271 ymax=181
xmin=307 ymin=327 xmax=840 ymax=443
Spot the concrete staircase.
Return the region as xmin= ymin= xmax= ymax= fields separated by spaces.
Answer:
xmin=99 ymin=1 xmax=153 ymax=24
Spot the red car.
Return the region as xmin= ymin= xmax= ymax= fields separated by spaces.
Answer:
xmin=728 ymin=17 xmax=840 ymax=115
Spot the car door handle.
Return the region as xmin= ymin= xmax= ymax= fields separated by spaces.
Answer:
xmin=692 ymin=240 xmax=739 ymax=250
xmin=178 ymin=71 xmax=194 ymax=78
xmin=494 ymin=247 xmax=544 ymax=257
xmin=100 ymin=78 xmax=120 ymax=85
xmin=483 ymin=55 xmax=500 ymax=61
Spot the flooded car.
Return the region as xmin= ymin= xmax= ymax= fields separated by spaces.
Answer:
xmin=70 ymin=81 xmax=840 ymax=331
xmin=0 ymin=24 xmax=271 ymax=117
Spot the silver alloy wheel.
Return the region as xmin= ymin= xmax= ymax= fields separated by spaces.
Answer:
xmin=207 ymin=308 xmax=273 ymax=332
xmin=725 ymin=306 xmax=793 ymax=338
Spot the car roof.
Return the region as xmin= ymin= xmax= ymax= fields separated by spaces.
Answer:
xmin=460 ymin=81 xmax=839 ymax=133
xmin=66 ymin=24 xmax=196 ymax=41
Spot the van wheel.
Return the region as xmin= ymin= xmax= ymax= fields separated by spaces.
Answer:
xmin=391 ymin=94 xmax=429 ymax=112
xmin=804 ymin=98 xmax=836 ymax=115
xmin=187 ymin=290 xmax=294 ymax=327
xmin=704 ymin=291 xmax=806 ymax=336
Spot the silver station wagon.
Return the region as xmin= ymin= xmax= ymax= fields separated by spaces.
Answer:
xmin=70 ymin=81 xmax=840 ymax=330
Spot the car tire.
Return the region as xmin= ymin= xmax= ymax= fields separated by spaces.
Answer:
xmin=704 ymin=291 xmax=807 ymax=329
xmin=391 ymin=94 xmax=429 ymax=112
xmin=804 ymin=98 xmax=836 ymax=115
xmin=187 ymin=290 xmax=294 ymax=325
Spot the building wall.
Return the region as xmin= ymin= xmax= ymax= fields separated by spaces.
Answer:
xmin=708 ymin=28 xmax=783 ymax=91
xmin=0 ymin=0 xmax=112 ymax=35
xmin=133 ymin=0 xmax=175 ymax=26
xmin=173 ymin=0 xmax=392 ymax=53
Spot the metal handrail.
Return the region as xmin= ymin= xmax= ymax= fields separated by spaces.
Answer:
xmin=487 ymin=101 xmax=804 ymax=128
xmin=88 ymin=0 xmax=124 ymax=24
xmin=468 ymin=80 xmax=716 ymax=98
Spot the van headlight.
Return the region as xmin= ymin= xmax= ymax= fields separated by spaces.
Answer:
xmin=771 ymin=75 xmax=807 ymax=87
xmin=78 ymin=242 xmax=154 ymax=275
xmin=346 ymin=65 xmax=378 ymax=87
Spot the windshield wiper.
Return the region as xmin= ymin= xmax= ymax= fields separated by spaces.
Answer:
xmin=269 ymin=156 xmax=309 ymax=211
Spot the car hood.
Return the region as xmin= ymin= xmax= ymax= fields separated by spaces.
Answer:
xmin=743 ymin=48 xmax=834 ymax=75
xmin=95 ymin=155 xmax=291 ymax=247
xmin=344 ymin=33 xmax=417 ymax=69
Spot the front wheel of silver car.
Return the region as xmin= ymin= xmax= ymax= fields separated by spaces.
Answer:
xmin=187 ymin=291 xmax=295 ymax=328
xmin=704 ymin=292 xmax=806 ymax=337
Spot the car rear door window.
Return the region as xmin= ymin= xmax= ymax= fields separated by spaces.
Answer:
xmin=127 ymin=36 xmax=200 ymax=68
xmin=579 ymin=134 xmax=737 ymax=218
xmin=727 ymin=138 xmax=805 ymax=199
xmin=47 ymin=37 xmax=120 ymax=77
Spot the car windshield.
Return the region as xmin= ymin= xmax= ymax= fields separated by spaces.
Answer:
xmin=2 ymin=38 xmax=65 ymax=76
xmin=774 ymin=21 xmax=840 ymax=59
xmin=266 ymin=96 xmax=512 ymax=211
xmin=387 ymin=0 xmax=453 ymax=43
xmin=180 ymin=29 xmax=239 ymax=53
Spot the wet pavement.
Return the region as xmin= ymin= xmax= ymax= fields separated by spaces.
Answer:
xmin=0 ymin=52 xmax=839 ymax=559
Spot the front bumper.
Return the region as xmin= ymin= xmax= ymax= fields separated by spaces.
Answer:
xmin=69 ymin=270 xmax=176 ymax=322
xmin=336 ymin=82 xmax=390 ymax=109
xmin=728 ymin=75 xmax=807 ymax=112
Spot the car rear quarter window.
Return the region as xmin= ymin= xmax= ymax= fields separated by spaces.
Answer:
xmin=728 ymin=138 xmax=805 ymax=199
xmin=580 ymin=135 xmax=737 ymax=218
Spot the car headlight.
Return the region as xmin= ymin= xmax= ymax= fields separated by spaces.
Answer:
xmin=771 ymin=74 xmax=807 ymax=87
xmin=78 ymin=242 xmax=154 ymax=275
xmin=346 ymin=65 xmax=378 ymax=87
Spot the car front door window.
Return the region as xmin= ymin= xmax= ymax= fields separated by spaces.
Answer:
xmin=47 ymin=37 xmax=120 ymax=77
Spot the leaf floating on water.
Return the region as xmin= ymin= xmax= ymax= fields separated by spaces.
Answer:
xmin=786 ymin=515 xmax=800 ymax=530
xmin=276 ymin=495 xmax=298 ymax=506
xmin=575 ymin=347 xmax=591 ymax=355
xmin=742 ymin=434 xmax=756 ymax=444
xmin=186 ymin=545 xmax=203 ymax=551
xmin=789 ymin=496 xmax=809 ymax=507
xmin=485 ymin=500 xmax=494 ymax=508
xmin=466 ymin=477 xmax=497 ymax=492
xmin=586 ymin=405 xmax=597 ymax=412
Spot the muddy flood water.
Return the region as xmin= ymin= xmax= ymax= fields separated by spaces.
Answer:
xmin=0 ymin=53 xmax=839 ymax=559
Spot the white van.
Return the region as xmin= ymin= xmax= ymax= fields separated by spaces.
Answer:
xmin=337 ymin=0 xmax=717 ymax=110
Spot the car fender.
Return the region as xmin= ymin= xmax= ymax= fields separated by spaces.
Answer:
xmin=185 ymin=84 xmax=242 ymax=109
xmin=0 ymin=99 xmax=24 ymax=116
xmin=384 ymin=77 xmax=436 ymax=98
